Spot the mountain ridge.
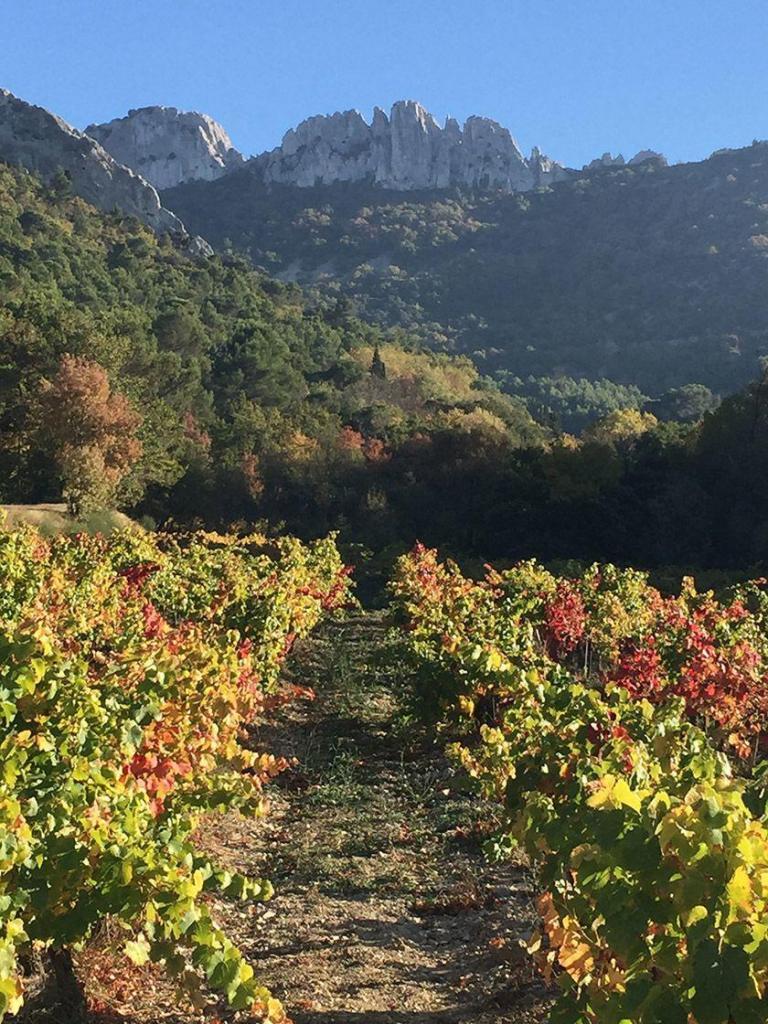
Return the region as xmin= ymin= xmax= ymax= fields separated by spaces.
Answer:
xmin=251 ymin=99 xmax=568 ymax=191
xmin=4 ymin=85 xmax=767 ymax=399
xmin=86 ymin=98 xmax=667 ymax=193
xmin=0 ymin=88 xmax=184 ymax=234
xmin=162 ymin=140 xmax=768 ymax=395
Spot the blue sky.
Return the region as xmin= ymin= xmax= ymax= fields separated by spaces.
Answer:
xmin=5 ymin=0 xmax=768 ymax=168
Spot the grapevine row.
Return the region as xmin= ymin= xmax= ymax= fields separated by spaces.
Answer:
xmin=0 ymin=525 xmax=351 ymax=1022
xmin=391 ymin=546 xmax=768 ymax=1024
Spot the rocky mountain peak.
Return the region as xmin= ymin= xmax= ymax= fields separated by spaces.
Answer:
xmin=78 ymin=98 xmax=668 ymax=198
xmin=390 ymin=99 xmax=441 ymax=133
xmin=86 ymin=106 xmax=244 ymax=190
xmin=586 ymin=152 xmax=626 ymax=170
xmin=629 ymin=149 xmax=668 ymax=167
xmin=0 ymin=88 xmax=183 ymax=234
xmin=584 ymin=149 xmax=668 ymax=172
xmin=254 ymin=100 xmax=568 ymax=192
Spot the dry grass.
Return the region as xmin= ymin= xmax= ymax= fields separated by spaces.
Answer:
xmin=1 ymin=504 xmax=139 ymax=536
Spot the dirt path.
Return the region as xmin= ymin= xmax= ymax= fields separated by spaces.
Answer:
xmin=215 ymin=613 xmax=551 ymax=1024
xmin=74 ymin=613 xmax=551 ymax=1023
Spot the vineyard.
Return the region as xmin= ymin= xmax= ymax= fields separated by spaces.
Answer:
xmin=391 ymin=547 xmax=768 ymax=1024
xmin=0 ymin=524 xmax=351 ymax=1023
xmin=5 ymin=525 xmax=768 ymax=1023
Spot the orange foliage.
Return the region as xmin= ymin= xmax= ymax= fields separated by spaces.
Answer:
xmin=39 ymin=355 xmax=142 ymax=513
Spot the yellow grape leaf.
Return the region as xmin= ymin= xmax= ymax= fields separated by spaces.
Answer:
xmin=727 ymin=865 xmax=753 ymax=917
xmin=236 ymin=961 xmax=254 ymax=984
xmin=683 ymin=905 xmax=708 ymax=928
xmin=612 ymin=778 xmax=643 ymax=813
xmin=124 ymin=935 xmax=151 ymax=966
xmin=458 ymin=695 xmax=475 ymax=717
xmin=586 ymin=776 xmax=616 ymax=809
xmin=0 ymin=975 xmax=24 ymax=1016
xmin=267 ymin=997 xmax=287 ymax=1022
xmin=253 ymin=988 xmax=288 ymax=1023
xmin=587 ymin=775 xmax=644 ymax=813
xmin=648 ymin=790 xmax=672 ymax=817
xmin=5 ymin=919 xmax=26 ymax=942
xmin=485 ymin=648 xmax=504 ymax=672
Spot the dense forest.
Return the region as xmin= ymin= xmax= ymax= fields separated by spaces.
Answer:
xmin=0 ymin=162 xmax=542 ymax=522
xmin=164 ymin=143 xmax=768 ymax=400
xmin=2 ymin=160 xmax=768 ymax=580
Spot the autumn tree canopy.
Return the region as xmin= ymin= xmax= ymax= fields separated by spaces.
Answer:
xmin=38 ymin=355 xmax=143 ymax=516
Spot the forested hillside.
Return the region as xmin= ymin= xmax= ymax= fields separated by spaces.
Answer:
xmin=0 ymin=161 xmax=549 ymax=541
xmin=164 ymin=142 xmax=768 ymax=398
xmin=5 ymin=159 xmax=768 ymax=574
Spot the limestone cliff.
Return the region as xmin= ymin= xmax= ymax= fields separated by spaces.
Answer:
xmin=87 ymin=106 xmax=244 ymax=190
xmin=254 ymin=100 xmax=569 ymax=191
xmin=0 ymin=89 xmax=182 ymax=233
xmin=82 ymin=98 xmax=668 ymax=196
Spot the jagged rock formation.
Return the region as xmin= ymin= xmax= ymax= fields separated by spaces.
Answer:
xmin=586 ymin=152 xmax=627 ymax=170
xmin=629 ymin=149 xmax=667 ymax=167
xmin=586 ymin=150 xmax=668 ymax=171
xmin=80 ymin=97 xmax=668 ymax=196
xmin=0 ymin=88 xmax=182 ymax=233
xmin=86 ymin=107 xmax=244 ymax=190
xmin=254 ymin=100 xmax=569 ymax=191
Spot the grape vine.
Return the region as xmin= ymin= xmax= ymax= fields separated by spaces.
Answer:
xmin=391 ymin=546 xmax=768 ymax=1023
xmin=0 ymin=525 xmax=351 ymax=1022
